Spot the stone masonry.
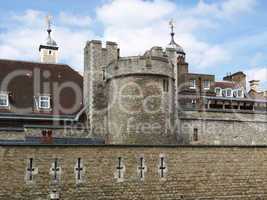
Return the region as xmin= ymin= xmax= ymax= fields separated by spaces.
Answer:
xmin=2 ymin=145 xmax=267 ymax=199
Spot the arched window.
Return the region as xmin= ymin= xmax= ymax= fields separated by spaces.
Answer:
xmin=226 ymin=88 xmax=232 ymax=97
xmin=215 ymin=87 xmax=222 ymax=96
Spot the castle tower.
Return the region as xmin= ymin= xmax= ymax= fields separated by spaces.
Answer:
xmin=39 ymin=15 xmax=59 ymax=64
xmin=84 ymin=40 xmax=119 ymax=139
xmin=165 ymin=19 xmax=188 ymax=143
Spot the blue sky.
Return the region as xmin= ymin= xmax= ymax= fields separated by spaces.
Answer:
xmin=0 ymin=0 xmax=266 ymax=89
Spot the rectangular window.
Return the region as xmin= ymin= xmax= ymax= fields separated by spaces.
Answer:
xmin=0 ymin=93 xmax=9 ymax=107
xmin=163 ymin=79 xmax=169 ymax=92
xmin=189 ymin=80 xmax=196 ymax=89
xmin=203 ymin=80 xmax=210 ymax=90
xmin=237 ymin=90 xmax=243 ymax=97
xmin=215 ymin=88 xmax=221 ymax=96
xmin=193 ymin=128 xmax=198 ymax=142
xmin=102 ymin=69 xmax=106 ymax=80
xmin=39 ymin=96 xmax=51 ymax=109
xmin=226 ymin=89 xmax=232 ymax=97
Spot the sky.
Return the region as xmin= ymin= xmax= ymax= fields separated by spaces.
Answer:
xmin=0 ymin=0 xmax=266 ymax=89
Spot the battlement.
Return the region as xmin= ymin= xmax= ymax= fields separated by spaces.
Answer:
xmin=106 ymin=47 xmax=174 ymax=80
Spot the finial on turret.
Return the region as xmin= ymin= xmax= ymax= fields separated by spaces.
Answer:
xmin=167 ymin=19 xmax=185 ymax=55
xmin=39 ymin=14 xmax=59 ymax=63
xmin=169 ymin=18 xmax=175 ymax=42
xmin=46 ymin=15 xmax=52 ymax=35
xmin=43 ymin=15 xmax=57 ymax=47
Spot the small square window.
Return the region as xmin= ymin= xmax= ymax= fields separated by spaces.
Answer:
xmin=0 ymin=93 xmax=9 ymax=107
xmin=203 ymin=80 xmax=210 ymax=90
xmin=189 ymin=80 xmax=196 ymax=89
xmin=38 ymin=96 xmax=51 ymax=109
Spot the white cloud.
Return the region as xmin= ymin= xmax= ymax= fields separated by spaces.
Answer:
xmin=96 ymin=0 xmax=239 ymax=68
xmin=0 ymin=0 xmax=259 ymax=72
xmin=97 ymin=0 xmax=175 ymax=28
xmin=185 ymin=0 xmax=257 ymax=19
xmin=0 ymin=10 xmax=96 ymax=72
xmin=246 ymin=67 xmax=267 ymax=83
xmin=58 ymin=12 xmax=92 ymax=27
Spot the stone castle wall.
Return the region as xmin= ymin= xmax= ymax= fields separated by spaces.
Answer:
xmin=179 ymin=110 xmax=267 ymax=145
xmin=0 ymin=128 xmax=89 ymax=140
xmin=106 ymin=56 xmax=174 ymax=80
xmin=84 ymin=41 xmax=118 ymax=139
xmin=2 ymin=145 xmax=267 ymax=199
xmin=107 ymin=75 xmax=176 ymax=144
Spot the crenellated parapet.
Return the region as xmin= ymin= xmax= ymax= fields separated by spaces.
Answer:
xmin=106 ymin=47 xmax=174 ymax=81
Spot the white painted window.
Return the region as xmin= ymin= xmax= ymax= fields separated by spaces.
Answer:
xmin=0 ymin=93 xmax=9 ymax=107
xmin=226 ymin=88 xmax=232 ymax=97
xmin=38 ymin=96 xmax=51 ymax=109
xmin=203 ymin=80 xmax=210 ymax=90
xmin=189 ymin=80 xmax=196 ymax=89
xmin=233 ymin=90 xmax=238 ymax=97
xmin=215 ymin=87 xmax=222 ymax=96
xmin=237 ymin=89 xmax=243 ymax=98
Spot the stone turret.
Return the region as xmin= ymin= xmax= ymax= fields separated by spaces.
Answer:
xmin=105 ymin=46 xmax=177 ymax=144
xmin=84 ymin=40 xmax=119 ymax=139
xmin=84 ymin=39 xmax=178 ymax=144
xmin=39 ymin=15 xmax=59 ymax=64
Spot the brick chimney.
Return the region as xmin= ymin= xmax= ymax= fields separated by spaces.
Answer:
xmin=249 ymin=80 xmax=260 ymax=92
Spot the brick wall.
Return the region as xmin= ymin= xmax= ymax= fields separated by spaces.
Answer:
xmin=1 ymin=145 xmax=267 ymax=199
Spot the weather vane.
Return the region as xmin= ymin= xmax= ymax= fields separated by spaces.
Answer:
xmin=169 ymin=18 xmax=175 ymax=35
xmin=45 ymin=15 xmax=52 ymax=32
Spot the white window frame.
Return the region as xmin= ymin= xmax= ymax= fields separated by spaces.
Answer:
xmin=226 ymin=88 xmax=232 ymax=97
xmin=215 ymin=87 xmax=222 ymax=96
xmin=0 ymin=93 xmax=9 ymax=107
xmin=38 ymin=96 xmax=51 ymax=109
xmin=189 ymin=80 xmax=196 ymax=89
xmin=237 ymin=89 xmax=244 ymax=98
xmin=203 ymin=80 xmax=210 ymax=90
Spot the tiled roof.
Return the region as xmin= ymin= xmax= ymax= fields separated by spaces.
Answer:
xmin=0 ymin=59 xmax=83 ymax=117
xmin=214 ymin=81 xmax=241 ymax=89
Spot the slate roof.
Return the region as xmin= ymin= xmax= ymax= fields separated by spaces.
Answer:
xmin=0 ymin=59 xmax=83 ymax=117
xmin=214 ymin=81 xmax=241 ymax=89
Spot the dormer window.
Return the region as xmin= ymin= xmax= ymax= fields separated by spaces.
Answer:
xmin=203 ymin=80 xmax=210 ymax=90
xmin=38 ymin=96 xmax=51 ymax=109
xmin=189 ymin=80 xmax=196 ymax=89
xmin=0 ymin=93 xmax=9 ymax=107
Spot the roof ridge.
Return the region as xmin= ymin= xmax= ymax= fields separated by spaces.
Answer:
xmin=0 ymin=58 xmax=68 ymax=66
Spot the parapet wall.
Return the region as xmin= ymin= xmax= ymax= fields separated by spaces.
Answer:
xmin=106 ymin=56 xmax=174 ymax=80
xmin=179 ymin=110 xmax=267 ymax=145
xmin=1 ymin=145 xmax=267 ymax=199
